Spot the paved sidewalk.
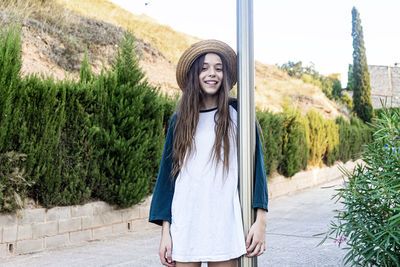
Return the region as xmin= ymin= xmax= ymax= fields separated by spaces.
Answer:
xmin=2 ymin=179 xmax=348 ymax=267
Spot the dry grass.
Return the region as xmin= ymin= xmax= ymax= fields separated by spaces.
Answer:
xmin=253 ymin=61 xmax=325 ymax=113
xmin=0 ymin=0 xmax=80 ymax=31
xmin=2 ymin=0 xmax=343 ymax=118
xmin=54 ymin=0 xmax=201 ymax=64
xmin=53 ymin=0 xmax=342 ymax=117
xmin=1 ymin=0 xmax=127 ymax=72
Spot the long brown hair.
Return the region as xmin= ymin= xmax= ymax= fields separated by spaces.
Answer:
xmin=172 ymin=53 xmax=234 ymax=179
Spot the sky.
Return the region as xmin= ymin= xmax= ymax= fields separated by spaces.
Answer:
xmin=109 ymin=0 xmax=400 ymax=86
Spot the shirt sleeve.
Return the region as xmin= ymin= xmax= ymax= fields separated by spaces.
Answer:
xmin=149 ymin=114 xmax=177 ymax=226
xmin=252 ymin=123 xmax=269 ymax=212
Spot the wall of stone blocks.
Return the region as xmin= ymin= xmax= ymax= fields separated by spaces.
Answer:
xmin=0 ymin=195 xmax=156 ymax=258
xmin=0 ymin=159 xmax=362 ymax=258
xmin=267 ymin=159 xmax=362 ymax=199
xmin=369 ymin=65 xmax=400 ymax=108
xmin=391 ymin=67 xmax=400 ymax=105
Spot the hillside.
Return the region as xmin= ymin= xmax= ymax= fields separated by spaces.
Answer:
xmin=1 ymin=0 xmax=344 ymax=119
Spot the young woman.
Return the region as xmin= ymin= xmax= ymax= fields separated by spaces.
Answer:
xmin=149 ymin=40 xmax=268 ymax=267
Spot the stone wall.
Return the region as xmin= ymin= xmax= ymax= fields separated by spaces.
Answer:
xmin=369 ymin=65 xmax=400 ymax=108
xmin=0 ymin=159 xmax=363 ymax=258
xmin=267 ymin=159 xmax=362 ymax=198
xmin=0 ymin=196 xmax=156 ymax=258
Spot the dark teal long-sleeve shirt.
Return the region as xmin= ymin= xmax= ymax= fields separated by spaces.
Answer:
xmin=149 ymin=99 xmax=268 ymax=226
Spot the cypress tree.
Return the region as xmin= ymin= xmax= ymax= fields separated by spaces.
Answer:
xmin=0 ymin=24 xmax=22 ymax=151
xmin=79 ymin=49 xmax=92 ymax=83
xmin=324 ymin=119 xmax=339 ymax=166
xmin=256 ymin=110 xmax=284 ymax=176
xmin=306 ymin=109 xmax=328 ymax=167
xmin=351 ymin=7 xmax=374 ymax=122
xmin=279 ymin=106 xmax=309 ymax=177
xmin=89 ymin=32 xmax=165 ymax=207
xmin=346 ymin=64 xmax=354 ymax=91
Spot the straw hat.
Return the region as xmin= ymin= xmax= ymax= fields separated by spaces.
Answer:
xmin=176 ymin=39 xmax=237 ymax=90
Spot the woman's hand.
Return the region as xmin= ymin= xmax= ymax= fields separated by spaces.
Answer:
xmin=159 ymin=221 xmax=175 ymax=267
xmin=245 ymin=209 xmax=267 ymax=257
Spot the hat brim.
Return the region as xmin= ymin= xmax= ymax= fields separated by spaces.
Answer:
xmin=176 ymin=40 xmax=237 ymax=90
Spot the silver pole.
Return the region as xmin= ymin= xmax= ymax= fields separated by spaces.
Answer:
xmin=237 ymin=0 xmax=256 ymax=266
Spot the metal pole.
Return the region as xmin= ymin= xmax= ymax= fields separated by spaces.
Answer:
xmin=237 ymin=0 xmax=256 ymax=266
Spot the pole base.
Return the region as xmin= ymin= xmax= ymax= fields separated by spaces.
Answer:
xmin=239 ymin=256 xmax=257 ymax=267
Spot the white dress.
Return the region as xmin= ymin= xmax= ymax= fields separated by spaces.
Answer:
xmin=170 ymin=106 xmax=246 ymax=262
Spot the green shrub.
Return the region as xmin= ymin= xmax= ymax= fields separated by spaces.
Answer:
xmin=323 ymin=108 xmax=400 ymax=266
xmin=306 ymin=109 xmax=326 ymax=167
xmin=19 ymin=76 xmax=73 ymax=207
xmin=300 ymin=73 xmax=321 ymax=88
xmin=349 ymin=116 xmax=373 ymax=159
xmin=159 ymin=93 xmax=179 ymax=133
xmin=340 ymin=93 xmax=353 ymax=111
xmin=256 ymin=110 xmax=284 ymax=176
xmin=335 ymin=116 xmax=353 ymax=162
xmin=324 ymin=119 xmax=339 ymax=166
xmin=56 ymin=80 xmax=93 ymax=206
xmin=335 ymin=116 xmax=373 ymax=164
xmin=278 ymin=106 xmax=308 ymax=177
xmin=0 ymin=152 xmax=32 ymax=212
xmin=348 ymin=117 xmax=365 ymax=160
xmin=375 ymin=107 xmax=400 ymax=119
xmin=0 ymin=24 xmax=93 ymax=208
xmin=87 ymin=33 xmax=164 ymax=207
xmin=149 ymin=93 xmax=178 ymax=189
xmin=0 ymin=25 xmax=166 ymax=209
xmin=351 ymin=7 xmax=374 ymax=123
xmin=0 ymin=24 xmax=22 ymax=151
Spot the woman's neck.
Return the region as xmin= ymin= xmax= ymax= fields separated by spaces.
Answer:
xmin=201 ymin=95 xmax=218 ymax=110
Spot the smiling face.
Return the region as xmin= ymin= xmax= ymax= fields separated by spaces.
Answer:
xmin=199 ymin=53 xmax=224 ymax=97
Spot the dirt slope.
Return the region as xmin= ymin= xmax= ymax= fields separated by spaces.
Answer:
xmin=1 ymin=0 xmax=344 ymax=119
xmin=55 ymin=0 xmax=344 ymax=118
